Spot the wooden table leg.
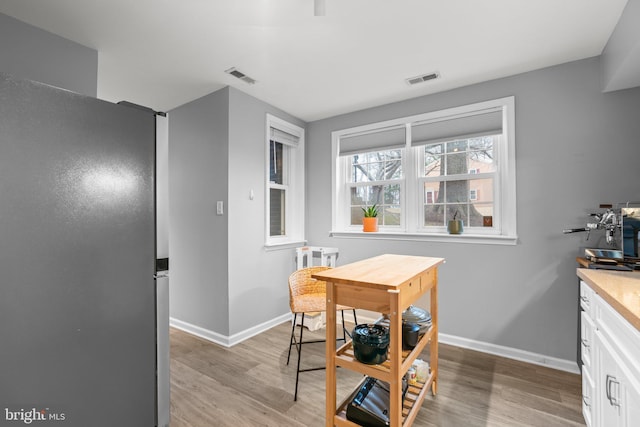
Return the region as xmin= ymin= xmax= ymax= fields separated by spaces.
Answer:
xmin=326 ymin=281 xmax=337 ymax=427
xmin=430 ymin=279 xmax=438 ymax=396
xmin=389 ymin=290 xmax=402 ymax=426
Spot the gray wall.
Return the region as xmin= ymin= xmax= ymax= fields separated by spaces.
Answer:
xmin=169 ymin=88 xmax=230 ymax=335
xmin=227 ymin=87 xmax=306 ymax=335
xmin=602 ymin=0 xmax=640 ymax=92
xmin=0 ymin=13 xmax=97 ymax=96
xmin=169 ymin=86 xmax=306 ymax=337
xmin=306 ymin=56 xmax=640 ymax=363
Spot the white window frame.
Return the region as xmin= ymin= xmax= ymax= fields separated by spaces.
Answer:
xmin=331 ymin=97 xmax=517 ymax=245
xmin=265 ymin=114 xmax=305 ymax=248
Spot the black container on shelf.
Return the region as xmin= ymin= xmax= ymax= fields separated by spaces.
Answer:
xmin=352 ymin=324 xmax=390 ymax=365
xmin=402 ymin=305 xmax=432 ymax=334
xmin=402 ymin=321 xmax=421 ymax=350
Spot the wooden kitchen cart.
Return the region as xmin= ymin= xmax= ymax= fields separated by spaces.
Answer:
xmin=313 ymin=254 xmax=444 ymax=427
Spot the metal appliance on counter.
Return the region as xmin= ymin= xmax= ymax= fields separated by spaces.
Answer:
xmin=0 ymin=73 xmax=169 ymax=427
xmin=564 ymin=202 xmax=640 ymax=269
xmin=563 ymin=205 xmax=621 ymax=246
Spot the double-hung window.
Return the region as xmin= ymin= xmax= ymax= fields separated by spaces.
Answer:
xmin=266 ymin=114 xmax=304 ymax=247
xmin=331 ymin=97 xmax=516 ymax=244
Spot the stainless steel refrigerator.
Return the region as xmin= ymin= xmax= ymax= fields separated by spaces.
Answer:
xmin=0 ymin=73 xmax=168 ymax=426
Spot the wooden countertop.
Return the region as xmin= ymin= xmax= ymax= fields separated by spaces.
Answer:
xmin=312 ymin=254 xmax=445 ymax=291
xmin=577 ymin=268 xmax=640 ymax=332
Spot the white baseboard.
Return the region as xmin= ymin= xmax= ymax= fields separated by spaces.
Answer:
xmin=171 ymin=311 xmax=580 ymax=374
xmin=170 ymin=313 xmax=291 ymax=348
xmin=438 ymin=333 xmax=580 ymax=374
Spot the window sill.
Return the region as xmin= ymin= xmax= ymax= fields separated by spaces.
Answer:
xmin=264 ymin=240 xmax=307 ymax=251
xmin=329 ymin=231 xmax=517 ymax=245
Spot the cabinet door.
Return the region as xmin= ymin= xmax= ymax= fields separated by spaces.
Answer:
xmin=595 ymin=331 xmax=623 ymax=426
xmin=582 ymin=367 xmax=595 ymax=427
xmin=581 ymin=311 xmax=595 ymax=370
xmin=580 ymin=281 xmax=594 ymax=315
xmin=621 ymin=371 xmax=640 ymax=427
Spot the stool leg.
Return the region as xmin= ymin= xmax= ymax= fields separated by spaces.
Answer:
xmin=353 ymin=309 xmax=358 ymax=325
xmin=287 ymin=313 xmax=297 ymax=365
xmin=294 ymin=313 xmax=305 ymax=401
xmin=341 ymin=310 xmax=347 ymax=341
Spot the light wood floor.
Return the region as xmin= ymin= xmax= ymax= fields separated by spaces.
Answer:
xmin=169 ymin=323 xmax=585 ymax=427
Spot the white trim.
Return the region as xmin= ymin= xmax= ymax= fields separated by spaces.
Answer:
xmin=263 ymin=240 xmax=307 ymax=251
xmin=265 ymin=114 xmax=305 ymax=247
xmin=439 ymin=333 xmax=580 ymax=374
xmin=330 ymin=230 xmax=518 ymax=245
xmin=170 ymin=313 xmax=291 ymax=348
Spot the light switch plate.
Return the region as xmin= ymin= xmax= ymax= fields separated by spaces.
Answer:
xmin=216 ymin=201 xmax=224 ymax=215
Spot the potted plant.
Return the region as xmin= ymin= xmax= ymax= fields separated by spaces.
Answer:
xmin=447 ymin=210 xmax=464 ymax=234
xmin=362 ymin=204 xmax=379 ymax=232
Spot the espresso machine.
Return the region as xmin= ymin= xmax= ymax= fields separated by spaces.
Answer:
xmin=564 ymin=203 xmax=640 ymax=270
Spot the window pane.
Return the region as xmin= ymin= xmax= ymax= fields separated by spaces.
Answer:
xmin=471 ymin=203 xmax=493 ymax=227
xmin=269 ymin=141 xmax=284 ymax=184
xmin=382 ymin=205 xmax=401 ymax=226
xmin=269 ymin=188 xmax=285 ymax=236
xmin=446 ymin=203 xmax=467 ymax=223
xmin=423 ymin=144 xmax=443 ymax=177
xmin=468 ymin=177 xmax=493 ymax=202
xmin=446 ymin=152 xmax=468 ymax=175
xmin=350 ymin=186 xmax=381 ymax=206
xmin=351 ymin=149 xmax=402 ymax=183
xmin=445 ymin=180 xmax=469 ymax=203
xmin=349 ymin=184 xmax=401 ymax=226
xmin=351 ymin=206 xmax=365 ymax=225
xmin=446 ymin=139 xmax=467 ymax=154
xmin=387 ymin=160 xmax=402 ymax=179
xmin=383 ymin=184 xmax=401 ymax=204
xmin=423 ymin=182 xmax=440 ymax=204
xmin=424 ymin=204 xmax=445 ymax=227
xmin=468 ymin=137 xmax=496 ymax=173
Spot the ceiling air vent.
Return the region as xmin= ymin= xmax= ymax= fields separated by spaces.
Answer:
xmin=225 ymin=67 xmax=256 ymax=85
xmin=406 ymin=72 xmax=440 ymax=86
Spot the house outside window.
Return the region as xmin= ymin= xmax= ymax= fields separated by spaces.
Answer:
xmin=265 ymin=114 xmax=305 ymax=247
xmin=331 ymin=97 xmax=516 ymax=244
xmin=419 ymin=136 xmax=496 ymax=229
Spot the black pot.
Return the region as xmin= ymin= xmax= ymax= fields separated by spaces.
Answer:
xmin=402 ymin=322 xmax=421 ymax=350
xmin=402 ymin=305 xmax=432 ymax=334
xmin=352 ymin=324 xmax=389 ymax=365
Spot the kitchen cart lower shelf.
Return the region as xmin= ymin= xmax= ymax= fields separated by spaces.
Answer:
xmin=333 ymin=373 xmax=436 ymax=427
xmin=335 ymin=325 xmax=436 ymax=382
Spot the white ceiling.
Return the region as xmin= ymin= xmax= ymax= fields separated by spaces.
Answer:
xmin=0 ymin=0 xmax=629 ymax=121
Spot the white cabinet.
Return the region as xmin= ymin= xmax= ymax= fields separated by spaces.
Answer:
xmin=594 ymin=331 xmax=640 ymax=426
xmin=582 ymin=366 xmax=595 ymax=427
xmin=580 ymin=280 xmax=640 ymax=427
xmin=580 ymin=281 xmax=597 ymax=427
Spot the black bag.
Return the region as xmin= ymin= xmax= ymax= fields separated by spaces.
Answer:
xmin=346 ymin=377 xmax=408 ymax=427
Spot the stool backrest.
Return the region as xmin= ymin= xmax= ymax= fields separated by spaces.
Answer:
xmin=288 ymin=266 xmax=332 ymax=308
